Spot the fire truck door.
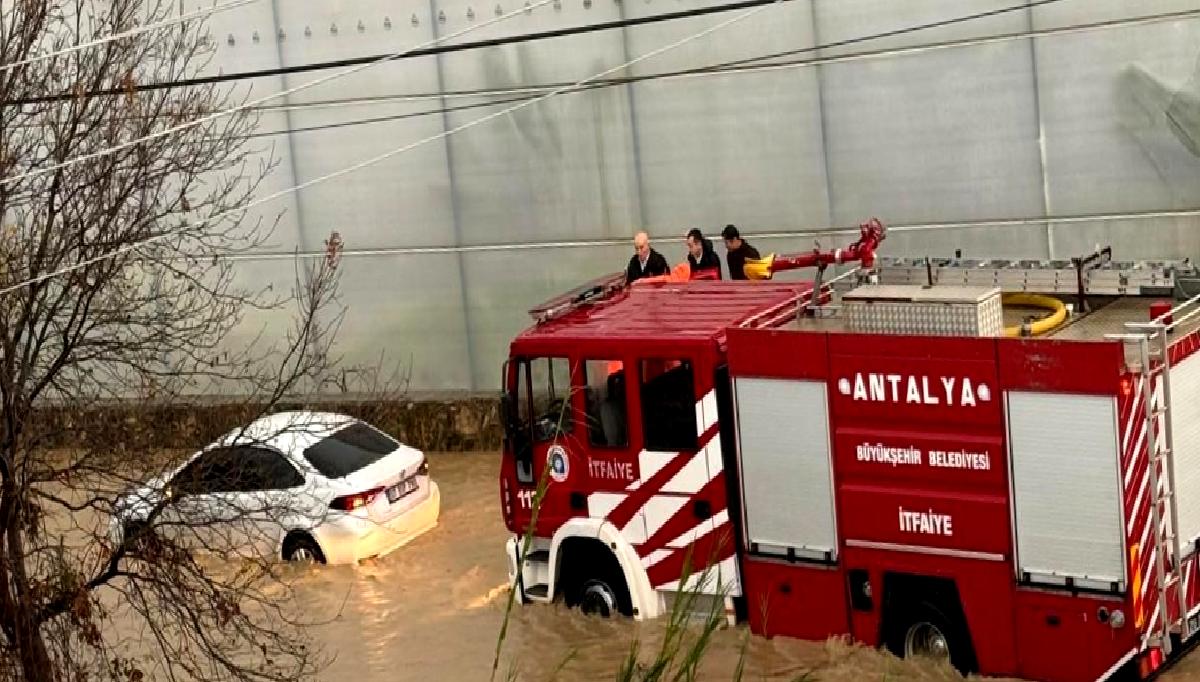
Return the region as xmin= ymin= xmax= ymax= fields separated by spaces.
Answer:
xmin=510 ymin=356 xmax=584 ymax=534
xmin=578 ymin=355 xmax=703 ymax=491
xmin=579 ymin=359 xmax=638 ymax=490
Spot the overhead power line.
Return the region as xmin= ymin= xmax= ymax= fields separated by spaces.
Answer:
xmin=2 ymin=0 xmax=804 ymax=106
xmin=0 ymin=0 xmax=784 ymax=296
xmin=0 ymin=0 xmax=560 ymax=188
xmin=5 ymin=1 xmax=1196 ymax=293
xmin=240 ymin=4 xmax=1200 ymax=140
xmin=189 ymin=206 xmax=1200 ymax=262
xmin=7 ymin=0 xmax=1087 ymax=137
xmin=0 ymin=0 xmax=260 ymax=74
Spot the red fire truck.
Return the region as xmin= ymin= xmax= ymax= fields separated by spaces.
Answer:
xmin=498 ymin=221 xmax=1200 ymax=682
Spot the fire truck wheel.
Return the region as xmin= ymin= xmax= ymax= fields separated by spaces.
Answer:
xmin=579 ymin=579 xmax=620 ymax=618
xmin=559 ymin=541 xmax=634 ymax=618
xmin=887 ymin=599 xmax=974 ymax=674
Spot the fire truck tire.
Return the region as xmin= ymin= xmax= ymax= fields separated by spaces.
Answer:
xmin=886 ymin=598 xmax=976 ymax=675
xmin=578 ymin=579 xmax=621 ymax=618
xmin=558 ymin=540 xmax=634 ymax=618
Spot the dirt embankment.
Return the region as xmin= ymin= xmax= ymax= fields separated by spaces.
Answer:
xmin=31 ymin=395 xmax=502 ymax=454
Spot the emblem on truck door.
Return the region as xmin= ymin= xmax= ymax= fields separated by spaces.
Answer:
xmin=547 ymin=445 xmax=569 ymax=483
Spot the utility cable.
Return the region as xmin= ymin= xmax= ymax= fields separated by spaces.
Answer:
xmin=5 ymin=1 xmax=1194 ymax=280
xmin=237 ymin=4 xmax=1200 ymax=139
xmin=8 ymin=0 xmax=1153 ymax=132
xmin=0 ymin=0 xmax=783 ymax=295
xmin=2 ymin=0 xmax=1068 ymax=132
xmin=0 ymin=0 xmax=260 ymax=74
xmin=197 ymin=206 xmax=1200 ymax=261
xmin=2 ymin=0 xmax=803 ymax=105
xmin=7 ymin=0 xmax=1190 ymax=178
xmin=0 ymin=0 xmax=559 ymax=188
xmin=243 ymin=0 xmax=1068 ymax=110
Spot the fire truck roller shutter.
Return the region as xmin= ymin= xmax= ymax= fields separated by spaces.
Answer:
xmin=733 ymin=377 xmax=837 ymax=562
xmin=1007 ymin=391 xmax=1125 ymax=591
xmin=1166 ymin=350 xmax=1200 ymax=553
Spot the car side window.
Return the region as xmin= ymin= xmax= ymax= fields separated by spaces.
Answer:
xmin=228 ymin=447 xmax=304 ymax=492
xmin=173 ymin=447 xmax=302 ymax=495
xmin=173 ymin=447 xmax=238 ymax=496
xmin=255 ymin=449 xmax=305 ymax=489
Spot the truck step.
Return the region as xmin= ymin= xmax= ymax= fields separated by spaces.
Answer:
xmin=525 ymin=583 xmax=550 ymax=601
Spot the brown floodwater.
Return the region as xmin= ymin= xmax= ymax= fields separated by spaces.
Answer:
xmin=198 ymin=452 xmax=1200 ymax=681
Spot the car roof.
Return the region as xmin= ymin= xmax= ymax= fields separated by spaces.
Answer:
xmin=221 ymin=410 xmax=356 ymax=455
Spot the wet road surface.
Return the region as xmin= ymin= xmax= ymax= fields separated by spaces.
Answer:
xmin=279 ymin=452 xmax=1199 ymax=681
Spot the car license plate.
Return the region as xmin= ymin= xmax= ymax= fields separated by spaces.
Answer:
xmin=386 ymin=477 xmax=418 ymax=503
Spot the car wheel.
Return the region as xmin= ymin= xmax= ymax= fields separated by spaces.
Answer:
xmin=122 ymin=520 xmax=160 ymax=557
xmin=283 ymin=534 xmax=326 ymax=564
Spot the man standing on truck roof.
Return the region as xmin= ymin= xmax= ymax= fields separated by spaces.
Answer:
xmin=626 ymin=230 xmax=670 ymax=284
xmin=722 ymin=224 xmax=760 ymax=280
xmin=685 ymin=228 xmax=722 ymax=279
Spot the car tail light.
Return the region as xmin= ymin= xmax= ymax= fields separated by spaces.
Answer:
xmin=331 ymin=487 xmax=384 ymax=512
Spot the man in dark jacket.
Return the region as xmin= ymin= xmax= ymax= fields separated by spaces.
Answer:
xmin=626 ymin=230 xmax=670 ymax=284
xmin=721 ymin=224 xmax=760 ymax=280
xmin=685 ymin=228 xmax=722 ymax=279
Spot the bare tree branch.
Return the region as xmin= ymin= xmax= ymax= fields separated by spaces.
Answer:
xmin=0 ymin=2 xmax=373 ymax=680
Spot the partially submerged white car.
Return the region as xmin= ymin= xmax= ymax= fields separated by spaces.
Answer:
xmin=111 ymin=411 xmax=440 ymax=564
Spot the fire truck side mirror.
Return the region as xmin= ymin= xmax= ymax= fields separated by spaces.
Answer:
xmin=499 ymin=392 xmax=514 ymax=436
xmin=499 ymin=391 xmax=525 ymax=451
xmin=499 ymin=391 xmax=512 ymax=425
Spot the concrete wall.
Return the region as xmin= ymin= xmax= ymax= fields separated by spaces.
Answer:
xmin=196 ymin=0 xmax=1200 ymax=391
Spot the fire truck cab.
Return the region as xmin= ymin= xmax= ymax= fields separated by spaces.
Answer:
xmin=499 ymin=272 xmax=805 ymax=618
xmin=499 ymin=249 xmax=1200 ymax=682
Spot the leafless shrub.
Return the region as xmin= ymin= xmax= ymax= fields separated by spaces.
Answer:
xmin=0 ymin=1 xmax=384 ymax=680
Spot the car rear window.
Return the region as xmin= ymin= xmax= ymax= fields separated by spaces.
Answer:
xmin=302 ymin=422 xmax=399 ymax=479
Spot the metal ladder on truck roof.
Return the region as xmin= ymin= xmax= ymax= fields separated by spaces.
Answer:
xmin=870 ymin=246 xmax=1189 ymax=300
xmin=1122 ymin=312 xmax=1193 ymax=656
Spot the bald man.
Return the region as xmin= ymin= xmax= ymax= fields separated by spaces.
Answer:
xmin=625 ymin=230 xmax=670 ymax=284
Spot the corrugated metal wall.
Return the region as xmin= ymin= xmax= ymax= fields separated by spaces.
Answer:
xmin=201 ymin=0 xmax=1200 ymax=391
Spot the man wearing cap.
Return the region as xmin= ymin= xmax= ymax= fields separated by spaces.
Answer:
xmin=721 ymin=224 xmax=760 ymax=280
xmin=626 ymin=230 xmax=670 ymax=284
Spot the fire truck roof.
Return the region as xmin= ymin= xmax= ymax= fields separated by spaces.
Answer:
xmin=515 ymin=279 xmax=811 ymax=344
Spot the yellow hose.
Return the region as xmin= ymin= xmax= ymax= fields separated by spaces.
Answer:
xmin=742 ymin=254 xmax=776 ymax=281
xmin=1003 ymin=293 xmax=1068 ymax=337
